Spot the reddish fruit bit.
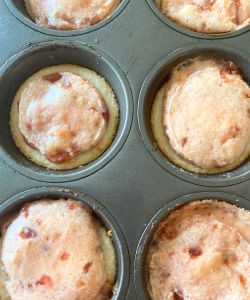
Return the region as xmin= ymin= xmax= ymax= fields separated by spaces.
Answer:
xmin=224 ymin=258 xmax=229 ymax=265
xmin=188 ymin=246 xmax=203 ymax=259
xmin=197 ymin=0 xmax=216 ymax=10
xmin=150 ymin=240 xmax=159 ymax=249
xmin=233 ymin=0 xmax=240 ymax=25
xmin=90 ymin=106 xmax=109 ymax=122
xmin=68 ymin=201 xmax=77 ymax=210
xmin=43 ymin=73 xmax=62 ymax=83
xmin=220 ymin=62 xmax=240 ymax=77
xmin=212 ymin=224 xmax=218 ymax=230
xmin=45 ymin=145 xmax=80 ymax=163
xmin=173 ymin=290 xmax=184 ymax=300
xmin=36 ymin=275 xmax=53 ymax=287
xmin=239 ymin=274 xmax=246 ymax=286
xmin=72 ymin=145 xmax=81 ymax=156
xmin=45 ymin=150 xmax=70 ymax=163
xmin=83 ymin=262 xmax=93 ymax=273
xmin=102 ymin=107 xmax=109 ymax=122
xmin=23 ymin=136 xmax=37 ymax=150
xmin=21 ymin=204 xmax=29 ymax=218
xmin=221 ymin=125 xmax=241 ymax=144
xmin=60 ymin=252 xmax=70 ymax=261
xmin=157 ymin=226 xmax=178 ymax=241
xmin=20 ymin=227 xmax=37 ymax=239
xmin=181 ymin=137 xmax=188 ymax=147
xmin=28 ymin=283 xmax=33 ymax=288
xmin=64 ymin=82 xmax=72 ymax=89
xmin=26 ymin=122 xmax=32 ymax=131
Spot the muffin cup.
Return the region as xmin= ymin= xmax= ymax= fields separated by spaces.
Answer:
xmin=146 ymin=0 xmax=250 ymax=39
xmin=138 ymin=43 xmax=250 ymax=187
xmin=0 ymin=40 xmax=133 ymax=182
xmin=3 ymin=0 xmax=130 ymax=36
xmin=0 ymin=186 xmax=130 ymax=300
xmin=134 ymin=191 xmax=250 ymax=300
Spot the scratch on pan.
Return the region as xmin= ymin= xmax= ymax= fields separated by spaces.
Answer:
xmin=126 ymin=56 xmax=139 ymax=74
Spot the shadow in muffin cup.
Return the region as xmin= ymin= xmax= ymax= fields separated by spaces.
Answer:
xmin=3 ymin=0 xmax=130 ymax=36
xmin=0 ymin=40 xmax=133 ymax=182
xmin=0 ymin=186 xmax=130 ymax=300
xmin=138 ymin=43 xmax=250 ymax=187
xmin=146 ymin=0 xmax=250 ymax=39
xmin=134 ymin=191 xmax=250 ymax=300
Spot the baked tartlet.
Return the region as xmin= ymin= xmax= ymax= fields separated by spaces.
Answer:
xmin=151 ymin=57 xmax=250 ymax=174
xmin=0 ymin=199 xmax=116 ymax=300
xmin=25 ymin=0 xmax=121 ymax=30
xmin=10 ymin=64 xmax=119 ymax=170
xmin=147 ymin=200 xmax=250 ymax=300
xmin=156 ymin=0 xmax=250 ymax=34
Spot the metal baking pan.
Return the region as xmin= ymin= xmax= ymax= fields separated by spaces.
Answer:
xmin=0 ymin=0 xmax=249 ymax=299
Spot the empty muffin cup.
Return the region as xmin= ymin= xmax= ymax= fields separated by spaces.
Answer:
xmin=134 ymin=191 xmax=250 ymax=300
xmin=0 ymin=41 xmax=133 ymax=182
xmin=0 ymin=187 xmax=130 ymax=300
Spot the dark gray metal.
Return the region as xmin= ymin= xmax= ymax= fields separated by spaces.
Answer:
xmin=134 ymin=191 xmax=250 ymax=300
xmin=0 ymin=187 xmax=130 ymax=299
xmin=0 ymin=0 xmax=249 ymax=299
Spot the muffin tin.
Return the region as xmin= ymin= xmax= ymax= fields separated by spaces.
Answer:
xmin=0 ymin=1 xmax=249 ymax=299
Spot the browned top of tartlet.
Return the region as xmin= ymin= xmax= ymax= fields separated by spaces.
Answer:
xmin=19 ymin=72 xmax=108 ymax=163
xmin=163 ymin=58 xmax=250 ymax=169
xmin=161 ymin=0 xmax=250 ymax=33
xmin=1 ymin=199 xmax=110 ymax=300
xmin=26 ymin=0 xmax=119 ymax=30
xmin=147 ymin=200 xmax=250 ymax=300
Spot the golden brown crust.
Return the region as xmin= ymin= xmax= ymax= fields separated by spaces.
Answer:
xmin=10 ymin=64 xmax=119 ymax=170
